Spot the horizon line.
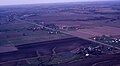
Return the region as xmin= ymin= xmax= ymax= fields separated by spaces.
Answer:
xmin=0 ymin=0 xmax=119 ymax=7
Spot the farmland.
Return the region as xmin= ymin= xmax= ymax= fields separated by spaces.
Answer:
xmin=65 ymin=26 xmax=120 ymax=38
xmin=0 ymin=22 xmax=72 ymax=46
xmin=1 ymin=37 xmax=120 ymax=66
xmin=0 ymin=1 xmax=120 ymax=66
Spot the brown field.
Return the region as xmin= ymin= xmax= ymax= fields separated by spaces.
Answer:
xmin=0 ymin=1 xmax=120 ymax=66
xmin=67 ymin=26 xmax=120 ymax=38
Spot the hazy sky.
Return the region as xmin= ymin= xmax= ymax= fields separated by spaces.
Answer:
xmin=0 ymin=0 xmax=115 ymax=5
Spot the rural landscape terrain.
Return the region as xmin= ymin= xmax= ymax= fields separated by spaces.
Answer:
xmin=0 ymin=1 xmax=120 ymax=66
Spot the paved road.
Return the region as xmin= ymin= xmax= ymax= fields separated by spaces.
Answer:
xmin=22 ymin=20 xmax=120 ymax=50
xmin=61 ymin=31 xmax=120 ymax=50
xmin=0 ymin=20 xmax=120 ymax=65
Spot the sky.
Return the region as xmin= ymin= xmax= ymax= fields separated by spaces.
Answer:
xmin=0 ymin=0 xmax=116 ymax=5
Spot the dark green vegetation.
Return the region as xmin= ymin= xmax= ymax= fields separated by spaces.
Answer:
xmin=0 ymin=22 xmax=72 ymax=46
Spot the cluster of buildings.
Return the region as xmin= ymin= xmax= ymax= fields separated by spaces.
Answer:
xmin=71 ymin=45 xmax=118 ymax=57
xmin=91 ymin=35 xmax=120 ymax=45
xmin=71 ymin=46 xmax=102 ymax=56
xmin=26 ymin=24 xmax=60 ymax=34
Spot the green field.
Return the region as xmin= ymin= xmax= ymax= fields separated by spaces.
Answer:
xmin=0 ymin=22 xmax=72 ymax=46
